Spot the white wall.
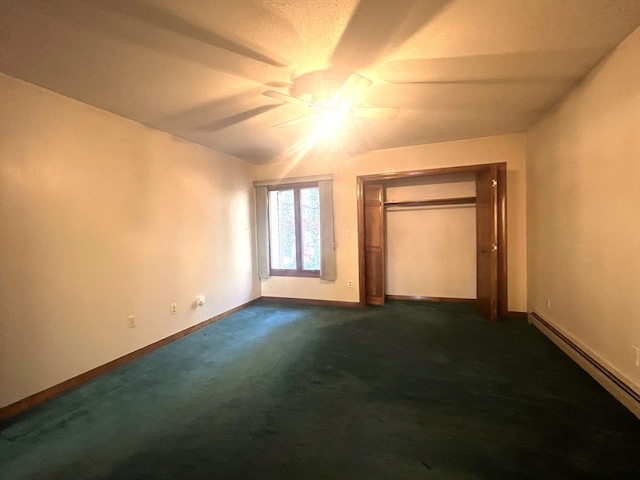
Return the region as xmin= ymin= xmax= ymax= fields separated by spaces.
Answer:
xmin=0 ymin=74 xmax=259 ymax=408
xmin=255 ymin=133 xmax=527 ymax=312
xmin=386 ymin=206 xmax=476 ymax=299
xmin=386 ymin=179 xmax=477 ymax=299
xmin=526 ymin=27 xmax=640 ymax=390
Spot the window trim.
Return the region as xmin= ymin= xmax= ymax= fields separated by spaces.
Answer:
xmin=268 ymin=181 xmax=321 ymax=278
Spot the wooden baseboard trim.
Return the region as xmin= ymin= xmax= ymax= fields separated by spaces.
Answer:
xmin=260 ymin=296 xmax=361 ymax=308
xmin=0 ymin=298 xmax=261 ymax=422
xmin=506 ymin=311 xmax=527 ymax=319
xmin=386 ymin=294 xmax=475 ymax=303
xmin=529 ymin=311 xmax=640 ymax=419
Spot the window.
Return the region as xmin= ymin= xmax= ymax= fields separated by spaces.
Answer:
xmin=268 ymin=182 xmax=321 ymax=277
xmin=254 ymin=176 xmax=335 ymax=282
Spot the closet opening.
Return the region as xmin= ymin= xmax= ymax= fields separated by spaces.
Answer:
xmin=356 ymin=163 xmax=507 ymax=322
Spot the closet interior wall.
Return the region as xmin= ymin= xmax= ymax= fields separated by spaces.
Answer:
xmin=385 ymin=174 xmax=477 ymax=300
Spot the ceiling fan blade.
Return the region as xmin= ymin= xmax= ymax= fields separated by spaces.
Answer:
xmin=272 ymin=116 xmax=311 ymax=128
xmin=195 ymin=104 xmax=281 ymax=131
xmin=156 ymin=87 xmax=273 ymax=129
xmin=351 ymin=107 xmax=397 ymax=120
xmin=263 ymin=90 xmax=313 ymax=108
xmin=333 ymin=73 xmax=373 ymax=104
xmin=330 ymin=0 xmax=450 ymax=70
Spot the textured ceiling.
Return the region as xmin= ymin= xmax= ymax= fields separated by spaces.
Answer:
xmin=1 ymin=0 xmax=639 ymax=164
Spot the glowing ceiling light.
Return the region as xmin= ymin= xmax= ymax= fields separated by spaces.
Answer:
xmin=311 ymin=100 xmax=352 ymax=141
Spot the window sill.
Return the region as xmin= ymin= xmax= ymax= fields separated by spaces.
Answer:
xmin=270 ymin=270 xmax=320 ymax=278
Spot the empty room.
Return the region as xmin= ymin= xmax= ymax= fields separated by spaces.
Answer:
xmin=1 ymin=0 xmax=639 ymax=478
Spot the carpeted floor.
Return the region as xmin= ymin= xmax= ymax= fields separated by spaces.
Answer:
xmin=1 ymin=301 xmax=638 ymax=479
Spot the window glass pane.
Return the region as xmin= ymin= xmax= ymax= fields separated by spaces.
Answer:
xmin=269 ymin=189 xmax=297 ymax=270
xmin=300 ymin=187 xmax=321 ymax=270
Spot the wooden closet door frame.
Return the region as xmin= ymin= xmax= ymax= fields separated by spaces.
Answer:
xmin=356 ymin=162 xmax=508 ymax=320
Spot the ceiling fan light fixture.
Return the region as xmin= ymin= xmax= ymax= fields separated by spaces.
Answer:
xmin=265 ymin=72 xmax=391 ymax=132
xmin=313 ymin=99 xmax=352 ymax=114
xmin=310 ymin=100 xmax=352 ymax=140
xmin=314 ymin=111 xmax=342 ymax=140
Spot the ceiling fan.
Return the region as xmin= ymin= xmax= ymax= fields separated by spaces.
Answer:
xmin=262 ymin=73 xmax=396 ymax=128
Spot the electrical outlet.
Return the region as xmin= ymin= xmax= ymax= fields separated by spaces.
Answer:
xmin=127 ymin=315 xmax=135 ymax=328
xmin=170 ymin=303 xmax=177 ymax=315
xmin=348 ymin=280 xmax=353 ymax=288
xmin=632 ymin=345 xmax=640 ymax=367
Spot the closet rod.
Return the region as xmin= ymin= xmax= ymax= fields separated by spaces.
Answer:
xmin=384 ymin=196 xmax=476 ymax=208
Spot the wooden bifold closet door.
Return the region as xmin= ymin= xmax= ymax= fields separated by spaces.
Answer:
xmin=475 ymin=165 xmax=499 ymax=323
xmin=364 ymin=184 xmax=385 ymax=305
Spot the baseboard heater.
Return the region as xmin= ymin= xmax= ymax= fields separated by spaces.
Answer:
xmin=529 ymin=311 xmax=640 ymax=418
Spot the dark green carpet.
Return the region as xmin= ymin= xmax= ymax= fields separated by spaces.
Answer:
xmin=1 ymin=301 xmax=638 ymax=479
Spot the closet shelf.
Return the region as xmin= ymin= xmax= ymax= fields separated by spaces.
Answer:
xmin=384 ymin=196 xmax=476 ymax=208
